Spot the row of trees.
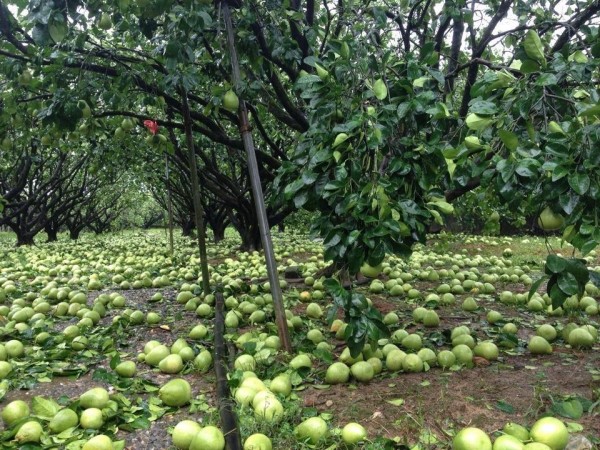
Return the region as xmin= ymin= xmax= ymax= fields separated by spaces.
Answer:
xmin=0 ymin=105 xmax=164 ymax=244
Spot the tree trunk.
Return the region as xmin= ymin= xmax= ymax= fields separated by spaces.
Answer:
xmin=181 ymin=218 xmax=194 ymax=237
xmin=212 ymin=223 xmax=226 ymax=243
xmin=238 ymin=223 xmax=262 ymax=252
xmin=45 ymin=224 xmax=58 ymax=242
xmin=69 ymin=228 xmax=81 ymax=240
xmin=16 ymin=233 xmax=35 ymax=246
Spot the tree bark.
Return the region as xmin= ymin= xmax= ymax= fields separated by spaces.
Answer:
xmin=181 ymin=218 xmax=194 ymax=237
xmin=46 ymin=228 xmax=58 ymax=242
xmin=237 ymin=223 xmax=262 ymax=252
xmin=16 ymin=233 xmax=35 ymax=246
xmin=212 ymin=222 xmax=226 ymax=243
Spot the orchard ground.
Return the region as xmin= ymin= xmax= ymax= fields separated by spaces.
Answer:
xmin=0 ymin=229 xmax=598 ymax=449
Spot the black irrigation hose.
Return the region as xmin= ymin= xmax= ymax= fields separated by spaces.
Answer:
xmin=214 ymin=292 xmax=243 ymax=450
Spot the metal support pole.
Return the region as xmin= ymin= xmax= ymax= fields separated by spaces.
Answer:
xmin=222 ymin=1 xmax=292 ymax=353
xmin=165 ymin=153 xmax=174 ymax=255
xmin=181 ymin=88 xmax=211 ymax=295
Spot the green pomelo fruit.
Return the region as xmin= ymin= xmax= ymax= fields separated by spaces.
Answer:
xmin=367 ymin=356 xmax=383 ymax=374
xmin=115 ymin=361 xmax=136 ymax=377
xmin=235 ymin=354 xmax=257 ymax=371
xmin=523 ymin=444 xmax=552 ymax=450
xmin=351 ymin=361 xmax=374 ymax=382
xmin=15 ymin=420 xmax=43 ymax=443
xmin=159 ymin=378 xmax=192 ymax=407
xmin=289 ymin=354 xmax=311 ymax=370
xmin=536 ymin=324 xmax=557 ymax=342
xmin=325 ymin=362 xmax=350 ymax=384
xmin=172 ymin=419 xmax=202 ymax=449
xmin=306 ymin=303 xmax=322 ymax=318
xmin=5 ymin=339 xmax=24 ymax=357
xmin=82 ymin=434 xmax=114 ymax=450
xmin=80 ymin=408 xmax=104 ymax=429
xmin=528 ymin=336 xmax=552 ymax=355
xmin=462 ymin=297 xmax=478 ymax=311
xmin=80 ymin=387 xmax=109 ymax=409
xmin=234 ymin=387 xmax=258 ymax=406
xmin=253 ymin=397 xmax=283 ymax=422
xmin=437 ymin=350 xmax=456 ymax=368
xmin=386 ymin=349 xmax=406 ymax=371
xmin=473 ymin=342 xmax=499 ymax=360
xmin=453 ymin=427 xmax=492 ymax=450
xmin=2 ymin=400 xmax=30 ymax=426
xmin=145 ymin=344 xmax=170 ymax=366
xmin=243 ymin=433 xmax=272 ymax=450
xmin=402 ymin=334 xmax=422 ymax=351
xmin=171 ymin=338 xmax=188 ymax=353
xmin=452 ymin=344 xmax=474 ymax=364
xmin=190 ymin=425 xmax=225 ymax=450
xmin=222 ymin=90 xmax=239 ymax=112
xmin=487 ymin=310 xmax=503 ymax=324
xmin=417 ymin=348 xmax=437 ymax=366
xmin=159 ymin=354 xmax=184 ymax=374
xmin=412 ymin=307 xmax=427 ymax=322
xmin=49 ymin=408 xmax=78 ymax=433
xmin=147 ymin=312 xmax=161 ymax=324
xmin=0 ymin=361 xmax=12 ymax=379
xmin=144 ymin=340 xmax=161 ymax=354
xmin=423 ymin=310 xmax=440 ymax=327
xmin=529 ymin=417 xmax=568 ymax=450
xmin=452 ymin=334 xmax=475 ymax=349
xmin=341 ymin=422 xmax=367 ymax=444
xmin=567 ymin=328 xmax=594 ymax=348
xmin=307 ymin=329 xmax=324 ymax=343
xmin=295 ymin=417 xmax=328 ymax=444
xmin=193 ymin=349 xmax=213 ymax=373
xmin=493 ymin=434 xmax=525 ymax=450
xmin=383 ymin=312 xmax=400 ymax=325
xmin=179 ymin=346 xmax=195 ymax=362
xmin=189 ymin=324 xmax=208 ymax=340
xmin=503 ymin=422 xmax=530 ymax=442
xmin=360 ymin=263 xmax=382 ymax=278
xmin=270 ymin=374 xmax=292 ymax=396
xmin=402 ymin=353 xmax=424 ymax=372
xmin=537 ymin=207 xmax=564 ymax=231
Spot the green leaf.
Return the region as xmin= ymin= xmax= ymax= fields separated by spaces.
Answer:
xmin=546 ymin=254 xmax=567 ymax=274
xmin=523 ymin=30 xmax=546 ymax=65
xmin=536 ymin=73 xmax=557 ymax=86
xmin=498 ymin=129 xmax=519 ymax=151
xmin=110 ymin=353 xmax=121 ymax=370
xmin=568 ymin=173 xmax=590 ymax=195
xmin=547 ymin=274 xmax=567 ymax=308
xmin=495 ymin=400 xmax=515 ymax=414
xmin=520 ymin=59 xmax=541 ymax=73
xmin=589 ymin=271 xmax=600 ymax=287
xmin=386 ymin=398 xmax=405 ymax=406
xmin=465 ymin=113 xmax=493 ymax=131
xmin=563 ymin=258 xmax=590 ymax=285
xmin=31 ymin=396 xmax=60 ymax=419
xmin=469 ymin=100 xmax=498 ymax=115
xmin=578 ymin=104 xmax=600 ymax=118
xmin=528 ymin=275 xmax=547 ymax=298
xmin=552 ymin=399 xmax=584 ymax=419
xmin=557 ymin=271 xmax=578 ymax=296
